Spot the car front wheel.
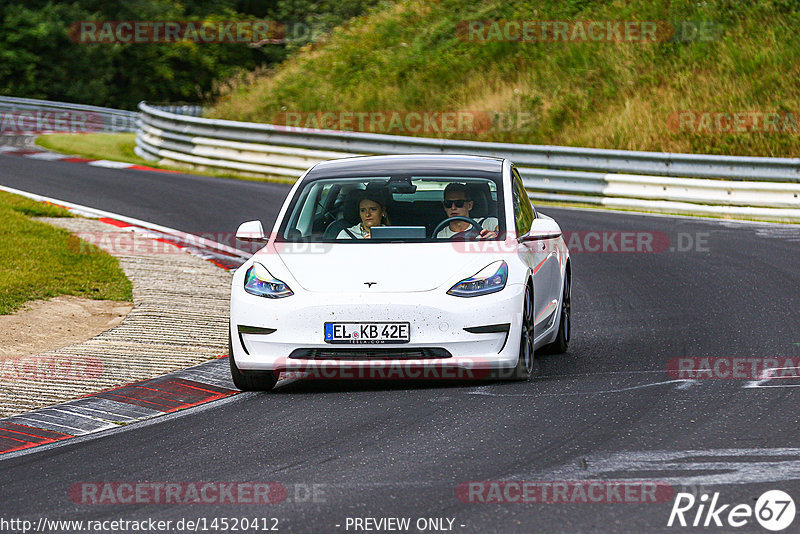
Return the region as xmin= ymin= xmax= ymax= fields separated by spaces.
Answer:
xmin=511 ymin=285 xmax=535 ymax=380
xmin=229 ymin=331 xmax=278 ymax=391
xmin=540 ymin=273 xmax=570 ymax=355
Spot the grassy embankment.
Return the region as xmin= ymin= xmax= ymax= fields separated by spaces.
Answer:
xmin=0 ymin=191 xmax=132 ymax=315
xmin=210 ymin=0 xmax=800 ymax=158
xmin=30 ymin=0 xmax=798 ymax=222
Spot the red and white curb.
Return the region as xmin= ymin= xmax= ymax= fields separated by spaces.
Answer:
xmin=0 ymin=144 xmax=178 ymax=174
xmin=0 ymin=358 xmax=237 ymax=456
xmin=0 ymin=187 xmax=254 ymax=457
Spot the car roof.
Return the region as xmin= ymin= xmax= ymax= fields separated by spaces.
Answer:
xmin=306 ymin=154 xmax=505 ymax=178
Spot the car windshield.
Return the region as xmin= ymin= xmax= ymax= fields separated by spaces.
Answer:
xmin=278 ymin=175 xmax=505 ymax=242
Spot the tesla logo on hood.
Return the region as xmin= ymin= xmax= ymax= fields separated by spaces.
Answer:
xmin=364 ymin=282 xmax=377 ymax=288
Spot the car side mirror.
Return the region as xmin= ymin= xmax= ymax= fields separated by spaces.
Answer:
xmin=518 ymin=217 xmax=562 ymax=242
xmin=236 ymin=220 xmax=267 ymax=242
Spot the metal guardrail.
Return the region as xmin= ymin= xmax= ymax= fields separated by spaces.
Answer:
xmin=3 ymin=96 xmax=796 ymax=221
xmin=147 ymin=104 xmax=204 ymax=117
xmin=0 ymin=96 xmax=138 ymax=133
xmin=136 ymin=102 xmax=800 ymax=221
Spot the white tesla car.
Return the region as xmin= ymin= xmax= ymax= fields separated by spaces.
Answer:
xmin=229 ymin=155 xmax=571 ymax=390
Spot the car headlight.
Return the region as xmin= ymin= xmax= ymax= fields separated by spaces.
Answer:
xmin=447 ymin=260 xmax=508 ymax=297
xmin=244 ymin=263 xmax=293 ymax=298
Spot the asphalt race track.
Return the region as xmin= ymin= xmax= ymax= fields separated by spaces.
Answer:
xmin=0 ymin=154 xmax=290 ymax=234
xmin=2 ymin=154 xmax=800 ymax=532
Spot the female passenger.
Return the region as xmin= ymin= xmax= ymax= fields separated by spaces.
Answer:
xmin=337 ymin=190 xmax=390 ymax=239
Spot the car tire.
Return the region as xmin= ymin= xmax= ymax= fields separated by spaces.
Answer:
xmin=229 ymin=331 xmax=278 ymax=391
xmin=511 ymin=285 xmax=535 ymax=381
xmin=540 ymin=273 xmax=570 ymax=355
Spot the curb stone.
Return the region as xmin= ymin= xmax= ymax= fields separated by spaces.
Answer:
xmin=0 ymin=199 xmax=250 ymax=455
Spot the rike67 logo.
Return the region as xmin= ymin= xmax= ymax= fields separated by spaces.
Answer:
xmin=668 ymin=490 xmax=795 ymax=531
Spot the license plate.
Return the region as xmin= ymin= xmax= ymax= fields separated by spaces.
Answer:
xmin=324 ymin=322 xmax=410 ymax=344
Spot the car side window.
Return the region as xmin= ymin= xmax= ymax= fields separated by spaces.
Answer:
xmin=511 ymin=168 xmax=535 ymax=235
xmin=511 ymin=179 xmax=522 ymax=234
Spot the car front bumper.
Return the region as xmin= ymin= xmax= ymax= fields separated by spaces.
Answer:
xmin=230 ymin=283 xmax=526 ymax=375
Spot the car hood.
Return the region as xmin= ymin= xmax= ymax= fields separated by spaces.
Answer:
xmin=270 ymin=242 xmax=491 ymax=293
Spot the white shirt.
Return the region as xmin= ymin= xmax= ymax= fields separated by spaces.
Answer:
xmin=436 ymin=217 xmax=498 ymax=238
xmin=337 ymin=223 xmax=368 ymax=239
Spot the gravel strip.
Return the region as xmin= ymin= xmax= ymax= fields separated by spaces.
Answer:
xmin=0 ymin=217 xmax=232 ymax=417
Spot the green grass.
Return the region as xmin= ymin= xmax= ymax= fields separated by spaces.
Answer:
xmin=209 ymin=0 xmax=800 ymax=158
xmin=35 ymin=133 xmax=144 ymax=164
xmin=0 ymin=191 xmax=75 ymax=218
xmin=0 ymin=190 xmax=133 ymax=315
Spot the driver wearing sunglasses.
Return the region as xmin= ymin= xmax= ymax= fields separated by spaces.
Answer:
xmin=436 ymin=183 xmax=498 ymax=239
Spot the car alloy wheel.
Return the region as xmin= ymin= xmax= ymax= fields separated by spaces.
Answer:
xmin=512 ymin=284 xmax=535 ymax=380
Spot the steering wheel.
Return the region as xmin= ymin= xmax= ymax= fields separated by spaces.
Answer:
xmin=432 ymin=216 xmax=483 ymax=239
